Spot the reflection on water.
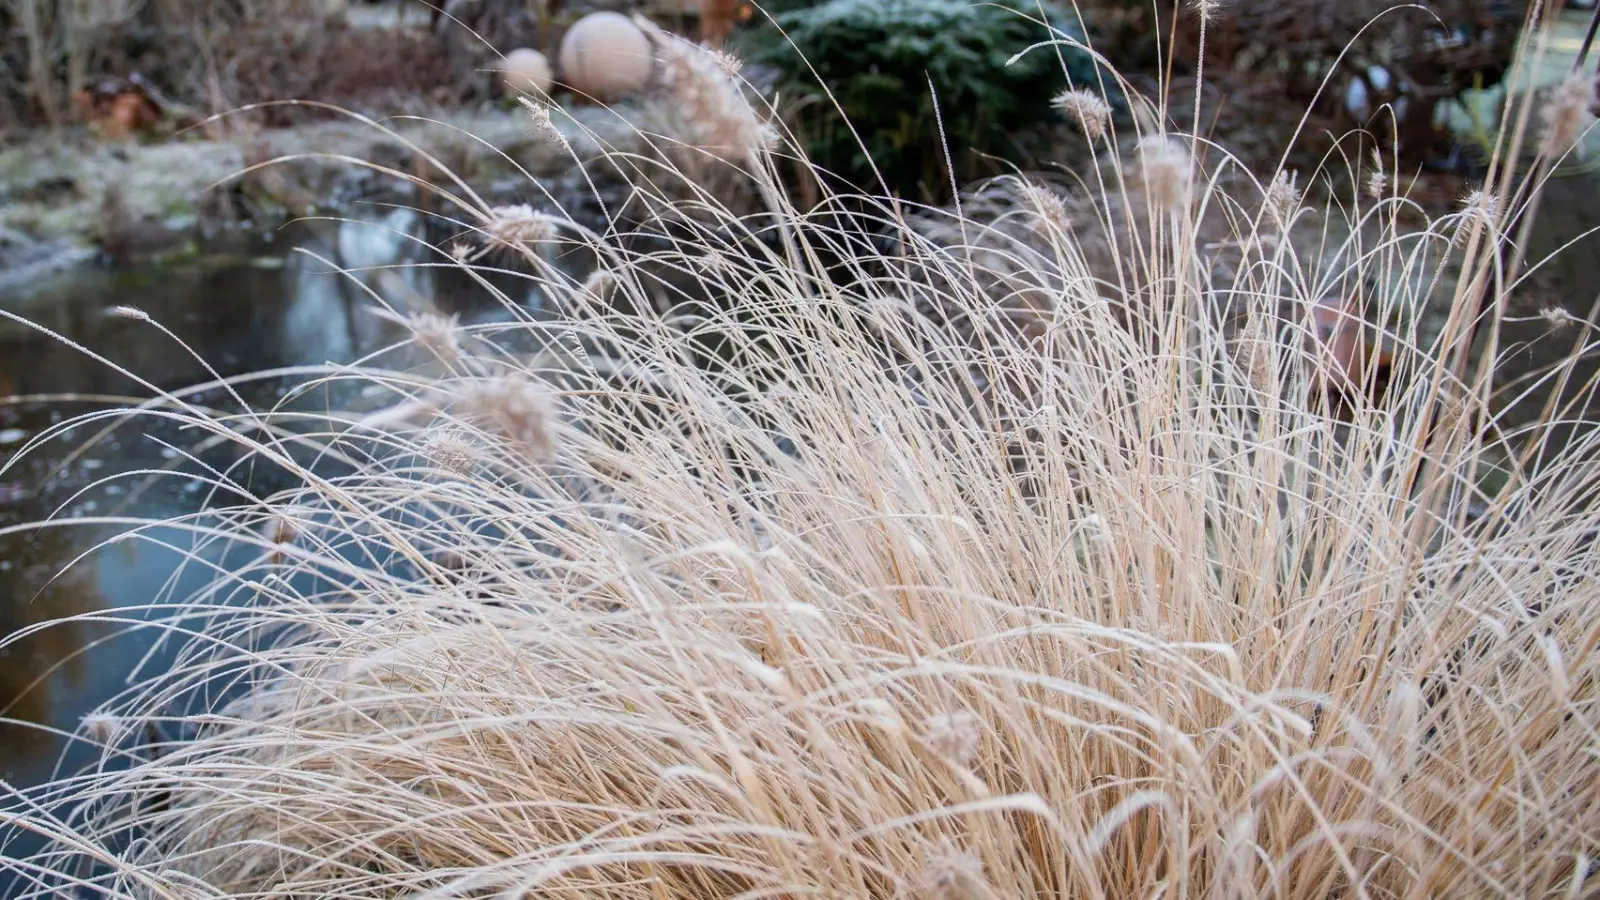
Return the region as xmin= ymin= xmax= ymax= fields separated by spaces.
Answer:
xmin=0 ymin=208 xmax=540 ymax=801
xmin=0 ymin=526 xmax=96 ymax=775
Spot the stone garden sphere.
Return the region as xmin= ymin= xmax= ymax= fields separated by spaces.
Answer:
xmin=558 ymin=12 xmax=655 ymax=102
xmin=497 ymin=48 xmax=554 ymax=97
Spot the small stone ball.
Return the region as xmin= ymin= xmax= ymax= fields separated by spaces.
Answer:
xmin=497 ymin=48 xmax=554 ymax=97
xmin=557 ymin=12 xmax=654 ymax=102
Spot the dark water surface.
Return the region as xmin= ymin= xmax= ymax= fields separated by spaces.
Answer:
xmin=0 ymin=209 xmax=546 ymax=839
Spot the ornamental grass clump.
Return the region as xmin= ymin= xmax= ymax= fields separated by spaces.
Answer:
xmin=3 ymin=4 xmax=1598 ymax=899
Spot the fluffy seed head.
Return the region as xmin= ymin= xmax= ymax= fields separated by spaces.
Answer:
xmin=1541 ymin=72 xmax=1597 ymax=159
xmin=1366 ymin=149 xmax=1388 ymax=199
xmin=1455 ymin=189 xmax=1499 ymax=243
xmin=707 ymin=47 xmax=743 ymax=77
xmin=372 ymin=308 xmax=462 ymax=362
xmin=1081 ymin=512 xmax=1112 ymax=544
xmin=423 ymin=427 xmax=478 ymax=476
xmin=922 ymin=711 xmax=981 ymax=765
xmin=1541 ymin=306 xmax=1575 ymax=329
xmin=1189 ymin=0 xmax=1221 ymax=23
xmin=109 ymin=305 xmax=149 ymax=321
xmin=1020 ymin=180 xmax=1072 ymax=235
xmin=262 ymin=513 xmax=299 ymax=552
xmin=1137 ymin=134 xmax=1192 ymax=209
xmin=1542 ymin=635 xmax=1569 ymax=704
xmin=581 ymin=268 xmax=618 ymax=302
xmin=919 ymin=840 xmax=987 ymax=900
xmin=1366 ymin=169 xmax=1387 ymax=200
xmin=1241 ymin=324 xmax=1277 ymax=396
xmin=453 ymin=376 xmax=556 ymax=461
xmin=1053 ymin=88 xmax=1112 ymax=142
xmin=517 ymin=96 xmax=560 ymax=140
xmin=1264 ymin=169 xmax=1301 ymax=228
xmin=1385 ymin=681 xmax=1424 ymax=742
xmin=82 ymin=712 xmax=123 ymax=742
xmin=482 ymin=205 xmax=561 ymax=253
xmin=651 ymin=30 xmax=772 ymax=163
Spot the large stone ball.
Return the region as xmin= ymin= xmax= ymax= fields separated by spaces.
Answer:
xmin=557 ymin=12 xmax=654 ymax=102
xmin=497 ymin=48 xmax=553 ymax=97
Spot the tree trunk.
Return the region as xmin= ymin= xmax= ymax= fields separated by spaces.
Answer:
xmin=20 ymin=0 xmax=63 ymax=126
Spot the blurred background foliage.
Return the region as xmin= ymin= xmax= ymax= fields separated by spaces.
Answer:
xmin=738 ymin=0 xmax=1100 ymax=200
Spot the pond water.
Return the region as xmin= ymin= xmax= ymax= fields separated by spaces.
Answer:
xmin=0 ymin=208 xmax=556 ymax=867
